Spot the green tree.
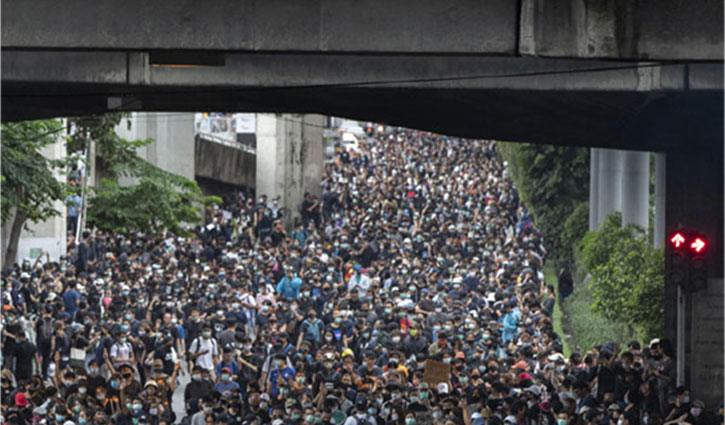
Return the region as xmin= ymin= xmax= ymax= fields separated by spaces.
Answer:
xmin=580 ymin=211 xmax=664 ymax=341
xmin=497 ymin=142 xmax=589 ymax=262
xmin=1 ymin=120 xmax=69 ymax=265
xmin=87 ymin=177 xmax=210 ymax=236
xmin=69 ymin=114 xmax=219 ymax=236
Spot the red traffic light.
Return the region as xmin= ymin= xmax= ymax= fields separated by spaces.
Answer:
xmin=690 ymin=237 xmax=706 ymax=253
xmin=670 ymin=232 xmax=686 ymax=248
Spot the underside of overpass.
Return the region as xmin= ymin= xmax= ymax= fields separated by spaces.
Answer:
xmin=3 ymin=53 xmax=723 ymax=152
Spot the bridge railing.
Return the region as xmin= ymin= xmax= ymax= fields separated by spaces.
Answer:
xmin=194 ymin=114 xmax=256 ymax=154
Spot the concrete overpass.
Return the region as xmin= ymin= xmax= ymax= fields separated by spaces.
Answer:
xmin=2 ymin=0 xmax=722 ymax=59
xmin=2 ymin=0 xmax=723 ymax=404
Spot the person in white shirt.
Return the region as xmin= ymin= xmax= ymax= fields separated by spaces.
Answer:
xmin=348 ymin=266 xmax=371 ymax=299
xmin=238 ymin=286 xmax=257 ymax=340
xmin=187 ymin=325 xmax=220 ymax=373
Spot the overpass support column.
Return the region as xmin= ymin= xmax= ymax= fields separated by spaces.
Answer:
xmin=256 ymin=114 xmax=324 ymax=230
xmin=620 ymin=151 xmax=650 ymax=230
xmin=596 ymin=149 xmax=623 ymax=225
xmin=589 ymin=148 xmax=600 ymax=230
xmin=653 ymin=153 xmax=666 ymax=249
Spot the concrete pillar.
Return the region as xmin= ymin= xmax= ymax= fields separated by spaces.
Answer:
xmin=589 ymin=148 xmax=600 ymax=230
xmin=596 ymin=148 xmax=623 ymax=225
xmin=255 ymin=114 xmax=285 ymax=203
xmin=300 ymin=115 xmax=324 ymax=199
xmin=653 ymin=152 xmax=666 ymax=248
xmin=115 ymin=112 xmax=196 ymax=184
xmin=255 ymin=114 xmax=324 ymax=229
xmin=620 ymin=151 xmax=650 ymax=231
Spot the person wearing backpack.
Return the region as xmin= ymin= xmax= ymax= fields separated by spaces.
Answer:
xmin=187 ymin=325 xmax=220 ymax=374
xmin=35 ymin=305 xmax=55 ymax=378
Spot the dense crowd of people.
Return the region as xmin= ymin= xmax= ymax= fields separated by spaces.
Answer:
xmin=1 ymin=129 xmax=719 ymax=425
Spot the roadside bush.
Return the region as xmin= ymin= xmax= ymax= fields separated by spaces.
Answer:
xmin=577 ymin=211 xmax=665 ymax=343
xmin=563 ymin=276 xmax=638 ymax=353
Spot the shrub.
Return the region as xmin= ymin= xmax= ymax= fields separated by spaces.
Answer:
xmin=563 ymin=276 xmax=638 ymax=353
xmin=577 ymin=211 xmax=664 ymax=343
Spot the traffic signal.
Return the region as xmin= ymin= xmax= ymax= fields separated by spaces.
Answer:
xmin=667 ymin=230 xmax=709 ymax=293
xmin=688 ymin=234 xmax=708 ymax=292
xmin=668 ymin=232 xmax=689 ymax=287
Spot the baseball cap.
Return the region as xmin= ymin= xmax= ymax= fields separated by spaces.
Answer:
xmin=15 ymin=392 xmax=29 ymax=407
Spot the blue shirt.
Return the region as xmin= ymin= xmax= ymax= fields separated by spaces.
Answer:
xmin=216 ymin=360 xmax=240 ymax=378
xmin=267 ymin=366 xmax=296 ymax=397
xmin=63 ymin=289 xmax=80 ymax=314
xmin=276 ymin=275 xmax=302 ymax=300
xmin=213 ymin=380 xmax=240 ymax=395
xmin=66 ymin=195 xmax=82 ymax=217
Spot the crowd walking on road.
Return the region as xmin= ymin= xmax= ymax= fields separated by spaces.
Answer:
xmin=2 ymin=129 xmax=719 ymax=425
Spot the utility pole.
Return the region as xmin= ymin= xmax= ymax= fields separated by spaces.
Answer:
xmin=76 ymin=131 xmax=93 ymax=239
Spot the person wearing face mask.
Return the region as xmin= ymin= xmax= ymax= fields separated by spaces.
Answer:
xmin=300 ymin=310 xmax=324 ymax=346
xmin=109 ymin=329 xmax=135 ymax=370
xmin=92 ymin=386 xmax=116 ymax=416
xmin=662 ymin=386 xmax=691 ymax=423
xmin=266 ymin=354 xmax=296 ymax=398
xmin=246 ymin=391 xmax=271 ymax=423
xmin=556 ymin=411 xmax=571 ymax=425
xmin=187 ymin=325 xmax=219 ymax=374
xmin=189 ymin=396 xmax=214 ymax=425
xmin=183 ymin=366 xmax=212 ymax=415
xmin=343 ymin=397 xmax=378 ymax=425
xmin=322 ymin=329 xmax=343 ymax=352
xmin=402 ymin=327 xmax=427 ymax=358
xmin=213 ymin=367 xmax=240 ymax=395
xmin=677 ymin=400 xmax=707 ymax=425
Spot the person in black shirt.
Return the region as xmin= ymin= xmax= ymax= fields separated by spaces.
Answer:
xmin=11 ymin=332 xmax=38 ymax=382
xmin=86 ymin=359 xmax=107 ymax=397
xmin=75 ymin=231 xmax=92 ymax=274
xmin=184 ymin=366 xmax=213 ymax=415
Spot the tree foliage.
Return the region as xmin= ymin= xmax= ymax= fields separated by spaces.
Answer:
xmin=579 ymin=211 xmax=664 ymax=342
xmin=561 ymin=201 xmax=589 ymax=260
xmin=87 ymin=178 xmax=209 ymax=236
xmin=497 ymin=142 xmax=589 ymax=262
xmin=69 ymin=114 xmax=220 ymax=236
xmin=2 ymin=120 xmax=68 ymax=224
xmin=1 ymin=120 xmax=70 ymax=265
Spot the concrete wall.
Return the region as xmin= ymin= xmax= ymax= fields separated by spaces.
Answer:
xmin=689 ymin=279 xmax=724 ymax=407
xmin=1 ymin=128 xmax=67 ymax=264
xmin=115 ymin=113 xmax=196 ymax=182
xmin=3 ymin=0 xmax=721 ymax=60
xmin=256 ymin=114 xmax=324 ymax=228
xmin=194 ymin=137 xmax=255 ymax=188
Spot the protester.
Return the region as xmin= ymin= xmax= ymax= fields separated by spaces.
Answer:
xmin=1 ymin=128 xmax=708 ymax=425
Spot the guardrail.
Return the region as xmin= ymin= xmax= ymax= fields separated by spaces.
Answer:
xmin=196 ymin=131 xmax=256 ymax=154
